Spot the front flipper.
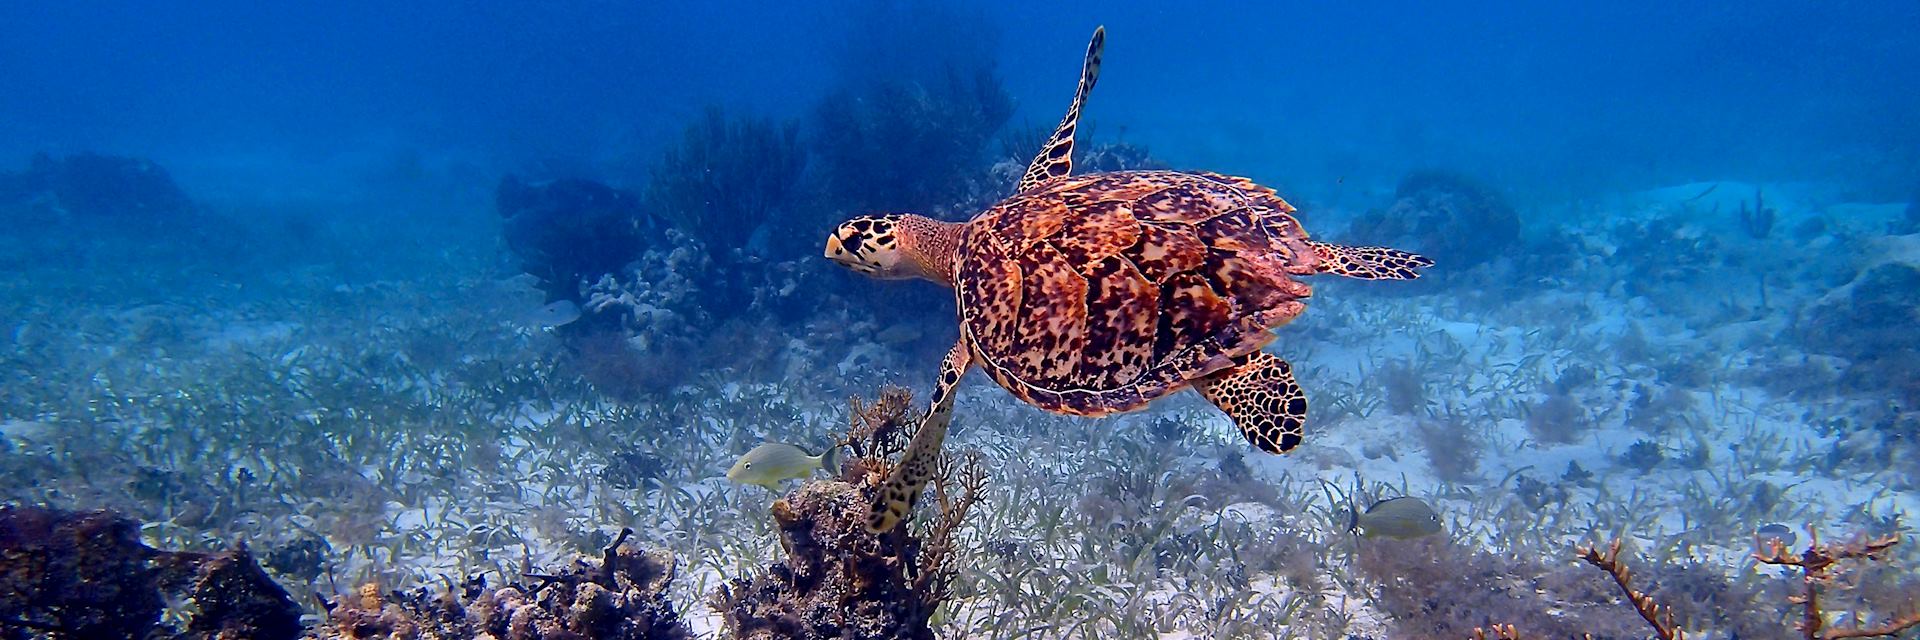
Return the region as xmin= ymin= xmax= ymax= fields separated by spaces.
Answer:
xmin=1308 ymin=240 xmax=1433 ymax=280
xmin=1016 ymin=26 xmax=1105 ymax=193
xmin=867 ymin=340 xmax=974 ymax=533
xmin=1193 ymin=351 xmax=1307 ymax=454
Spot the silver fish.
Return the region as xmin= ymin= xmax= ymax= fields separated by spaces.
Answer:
xmin=1348 ymin=496 xmax=1443 ymax=539
xmin=727 ymin=442 xmax=837 ymax=489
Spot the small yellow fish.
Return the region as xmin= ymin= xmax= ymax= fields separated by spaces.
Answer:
xmin=727 ymin=443 xmax=837 ymax=489
xmin=1348 ymin=496 xmax=1443 ymax=539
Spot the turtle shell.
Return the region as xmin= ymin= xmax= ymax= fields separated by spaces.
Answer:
xmin=957 ymin=170 xmax=1322 ymax=416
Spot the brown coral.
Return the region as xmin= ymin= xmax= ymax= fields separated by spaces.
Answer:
xmin=311 ymin=528 xmax=690 ymax=640
xmin=712 ymin=388 xmax=987 ymax=640
xmin=0 ymin=506 xmax=302 ymax=640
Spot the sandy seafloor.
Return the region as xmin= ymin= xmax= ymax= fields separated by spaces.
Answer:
xmin=2 ymin=174 xmax=1917 ymax=639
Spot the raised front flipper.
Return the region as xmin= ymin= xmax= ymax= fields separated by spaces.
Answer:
xmin=1017 ymin=26 xmax=1105 ymax=193
xmin=867 ymin=340 xmax=974 ymax=533
xmin=1193 ymin=351 xmax=1307 ymax=454
xmin=1308 ymin=240 xmax=1433 ymax=280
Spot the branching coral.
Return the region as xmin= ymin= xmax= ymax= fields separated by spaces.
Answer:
xmin=910 ymin=449 xmax=988 ymax=608
xmin=1739 ymin=188 xmax=1777 ymax=240
xmin=1525 ymin=392 xmax=1589 ymax=445
xmin=1484 ymin=534 xmax=1920 ymax=640
xmin=1755 ymin=532 xmax=1920 ymax=640
xmin=1354 ymin=536 xmax=1642 ymax=640
xmin=1577 ymin=539 xmax=1687 ymax=640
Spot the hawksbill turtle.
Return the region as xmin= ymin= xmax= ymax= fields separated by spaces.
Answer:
xmin=824 ymin=27 xmax=1432 ymax=533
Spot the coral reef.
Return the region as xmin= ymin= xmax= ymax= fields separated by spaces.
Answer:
xmin=1800 ymin=237 xmax=1920 ymax=407
xmin=711 ymin=388 xmax=987 ymax=640
xmin=0 ymin=507 xmax=163 ymax=636
xmin=646 ymin=107 xmax=806 ymax=257
xmin=0 ymin=505 xmax=301 ymax=639
xmin=811 ymin=68 xmax=1014 ymax=217
xmin=497 ymin=176 xmax=659 ymax=306
xmin=0 ymin=152 xmax=197 ymax=223
xmin=1348 ymin=170 xmax=1520 ymax=271
xmin=1606 ymin=214 xmax=1728 ymax=303
xmin=1739 ymin=188 xmax=1778 ymax=240
xmin=310 ymin=528 xmax=692 ymax=640
xmin=153 ymin=542 xmax=306 ymax=639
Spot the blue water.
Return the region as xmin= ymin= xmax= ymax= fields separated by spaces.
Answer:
xmin=2 ymin=2 xmax=1917 ymax=638
xmin=6 ymin=2 xmax=1916 ymax=198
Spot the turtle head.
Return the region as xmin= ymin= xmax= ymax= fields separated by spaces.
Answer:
xmin=825 ymin=214 xmax=913 ymax=279
xmin=826 ymin=214 xmax=965 ymax=286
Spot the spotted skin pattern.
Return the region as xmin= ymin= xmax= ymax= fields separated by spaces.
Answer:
xmin=867 ymin=340 xmax=973 ymax=534
xmin=1018 ymin=26 xmax=1104 ymax=194
xmin=1307 ymin=241 xmax=1433 ymax=280
xmin=1192 ymin=351 xmax=1307 ymax=453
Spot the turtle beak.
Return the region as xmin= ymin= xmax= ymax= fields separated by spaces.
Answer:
xmin=824 ymin=234 xmax=845 ymax=260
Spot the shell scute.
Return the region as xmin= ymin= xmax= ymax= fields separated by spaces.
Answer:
xmin=1126 ymin=182 xmax=1242 ymax=224
xmin=1195 ymin=172 xmax=1297 ymax=213
xmin=1077 ymin=256 xmax=1159 ymax=388
xmin=1052 ymin=200 xmax=1142 ymax=270
xmin=1122 ymin=222 xmax=1207 ymax=284
xmin=1154 ymin=272 xmax=1233 ymax=364
xmin=986 ymin=195 xmax=1069 ymax=246
xmin=958 ymin=236 xmax=1025 ymax=359
xmin=1200 ymin=249 xmax=1306 ymax=318
xmin=1008 ymin=243 xmax=1089 ymax=389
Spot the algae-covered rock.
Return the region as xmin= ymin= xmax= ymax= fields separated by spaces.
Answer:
xmin=310 ymin=529 xmax=691 ymax=640
xmin=0 ymin=152 xmax=197 ymax=221
xmin=1802 ymin=234 xmax=1920 ymax=406
xmin=712 ymin=481 xmax=935 ymax=640
xmin=0 ymin=506 xmax=162 ymax=637
xmin=0 ymin=506 xmax=302 ymax=640
xmin=1350 ymin=170 xmax=1520 ymax=270
xmin=497 ymin=176 xmax=660 ymax=305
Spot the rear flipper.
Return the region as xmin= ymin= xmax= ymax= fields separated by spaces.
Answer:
xmin=1194 ymin=351 xmax=1307 ymax=454
xmin=1308 ymin=240 xmax=1433 ymax=280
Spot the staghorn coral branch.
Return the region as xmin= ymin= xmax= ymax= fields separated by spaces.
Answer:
xmin=1820 ymin=612 xmax=1920 ymax=640
xmin=1471 ymin=623 xmax=1524 ymax=640
xmin=912 ymin=449 xmax=987 ymax=608
xmin=1754 ymin=531 xmax=1913 ymax=640
xmin=1577 ymin=539 xmax=1685 ymax=640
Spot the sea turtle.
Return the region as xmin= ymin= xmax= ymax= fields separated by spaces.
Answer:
xmin=825 ymin=27 xmax=1432 ymax=533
